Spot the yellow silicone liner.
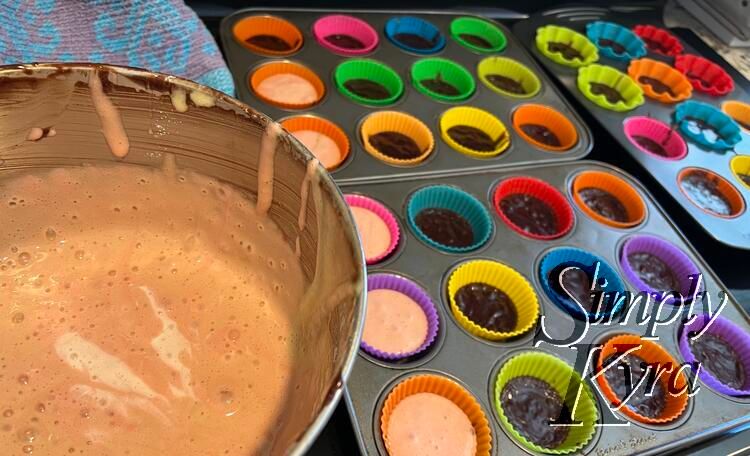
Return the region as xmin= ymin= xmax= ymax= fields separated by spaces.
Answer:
xmin=512 ymin=104 xmax=578 ymax=152
xmin=723 ymin=101 xmax=750 ymax=132
xmin=577 ymin=64 xmax=644 ymax=112
xmin=627 ymin=58 xmax=692 ymax=103
xmin=359 ymin=111 xmax=434 ymax=166
xmin=439 ymin=106 xmax=510 ymax=158
xmin=731 ymin=156 xmax=750 ymax=190
xmin=535 ymin=25 xmax=599 ymax=68
xmin=572 ymin=170 xmax=647 ymax=228
xmin=477 ymin=56 xmax=542 ymax=99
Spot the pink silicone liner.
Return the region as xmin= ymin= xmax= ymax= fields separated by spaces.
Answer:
xmin=623 ymin=116 xmax=688 ymax=161
xmin=345 ymin=194 xmax=401 ymax=265
xmin=313 ymin=15 xmax=379 ymax=56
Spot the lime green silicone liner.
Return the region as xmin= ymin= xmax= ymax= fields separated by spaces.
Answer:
xmin=334 ymin=59 xmax=404 ymax=106
xmin=411 ymin=58 xmax=475 ymax=102
xmin=577 ymin=64 xmax=645 ymax=112
xmin=450 ymin=16 xmax=507 ymax=53
xmin=478 ymin=56 xmax=541 ymax=98
xmin=536 ymin=25 xmax=599 ymax=68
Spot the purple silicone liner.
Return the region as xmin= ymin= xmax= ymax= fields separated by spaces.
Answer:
xmin=361 ymin=273 xmax=439 ymax=360
xmin=679 ymin=313 xmax=750 ymax=396
xmin=313 ymin=15 xmax=379 ymax=56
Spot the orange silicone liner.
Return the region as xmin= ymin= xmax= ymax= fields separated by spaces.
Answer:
xmin=233 ymin=15 xmax=303 ymax=56
xmin=249 ymin=61 xmax=325 ymax=110
xmin=280 ymin=115 xmax=350 ymax=170
xmin=627 ymin=58 xmax=692 ymax=103
xmin=723 ymin=100 xmax=750 ymax=132
xmin=380 ymin=374 xmax=492 ymax=456
xmin=572 ymin=170 xmax=646 ymax=228
xmin=597 ymin=334 xmax=689 ymax=424
xmin=512 ymin=104 xmax=578 ymax=152
xmin=677 ymin=168 xmax=745 ymax=219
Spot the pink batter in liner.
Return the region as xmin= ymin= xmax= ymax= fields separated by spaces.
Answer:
xmin=363 ymin=289 xmax=428 ymax=355
xmin=344 ymin=194 xmax=400 ymax=264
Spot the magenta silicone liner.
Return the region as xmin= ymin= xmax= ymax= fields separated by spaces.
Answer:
xmin=679 ymin=313 xmax=750 ymax=396
xmin=623 ymin=116 xmax=688 ymax=161
xmin=345 ymin=194 xmax=401 ymax=265
xmin=313 ymin=14 xmax=380 ymax=56
xmin=361 ymin=273 xmax=440 ymax=360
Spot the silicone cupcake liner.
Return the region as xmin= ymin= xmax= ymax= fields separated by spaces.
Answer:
xmin=493 ymin=176 xmax=575 ymax=240
xmin=494 ymin=351 xmax=598 ymax=454
xmin=406 ymin=185 xmax=492 ymax=253
xmin=723 ymin=100 xmax=750 ymax=132
xmin=477 ymin=56 xmax=542 ymax=99
xmin=312 ymin=15 xmax=379 ymax=56
xmin=577 ymin=64 xmax=644 ymax=112
xmin=334 ymin=59 xmax=404 ymax=106
xmin=385 ymin=16 xmax=446 ymax=54
xmin=632 ymin=24 xmax=683 ymax=57
xmin=674 ymin=100 xmax=742 ymax=150
xmin=627 ymin=58 xmax=692 ymax=103
xmin=572 ymin=170 xmax=647 ymax=228
xmin=585 ymin=21 xmax=646 ymax=61
xmin=675 ymin=54 xmax=734 ymax=96
xmin=597 ymin=334 xmax=689 ymax=424
xmin=447 ymin=260 xmax=539 ymax=340
xmin=512 ymin=104 xmax=578 ymax=152
xmin=362 ymin=273 xmax=439 ymax=360
xmin=281 ymin=115 xmax=350 ymax=170
xmin=731 ymin=156 xmax=750 ymax=190
xmin=233 ymin=15 xmax=303 ymax=56
xmin=450 ymin=16 xmax=507 ymax=53
xmin=678 ymin=168 xmax=745 ymax=218
xmin=679 ymin=313 xmax=750 ymax=396
xmin=623 ymin=116 xmax=687 ymax=160
xmin=360 ymin=111 xmax=434 ymax=166
xmin=344 ymin=194 xmax=401 ymax=264
xmin=411 ymin=58 xmax=476 ymax=103
xmin=249 ymin=61 xmax=325 ymax=109
xmin=439 ymin=106 xmax=510 ymax=158
xmin=381 ymin=374 xmax=492 ymax=456
xmin=535 ymin=25 xmax=599 ymax=68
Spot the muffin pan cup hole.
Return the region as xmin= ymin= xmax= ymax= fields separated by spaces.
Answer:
xmin=577 ymin=64 xmax=645 ymax=112
xmin=513 ymin=104 xmax=578 ymax=152
xmin=450 ymin=16 xmax=507 ymax=53
xmin=249 ymin=60 xmax=325 ymax=109
xmin=334 ymin=59 xmax=404 ymax=107
xmin=571 ymin=169 xmax=647 ymax=228
xmin=312 ymin=14 xmax=379 ymax=56
xmin=477 ymin=56 xmax=542 ymax=99
xmin=535 ymin=25 xmax=599 ymax=68
xmin=281 ymin=115 xmax=350 ymax=171
xmin=385 ymin=16 xmax=446 ymax=54
xmin=344 ymin=194 xmax=401 ymax=265
xmin=233 ymin=15 xmax=303 ymax=56
xmin=439 ymin=106 xmax=511 ymax=159
xmin=585 ymin=21 xmax=646 ymax=62
xmin=411 ymin=58 xmax=476 ymax=103
xmin=359 ymin=111 xmax=434 ymax=166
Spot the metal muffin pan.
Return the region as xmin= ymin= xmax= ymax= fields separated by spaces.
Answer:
xmin=219 ymin=8 xmax=592 ymax=183
xmin=513 ymin=6 xmax=750 ymax=250
xmin=340 ymin=160 xmax=750 ymax=455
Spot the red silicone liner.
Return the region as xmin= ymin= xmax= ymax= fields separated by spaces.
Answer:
xmin=345 ymin=194 xmax=401 ymax=264
xmin=312 ymin=15 xmax=379 ymax=56
xmin=632 ymin=24 xmax=683 ymax=57
xmin=674 ymin=54 xmax=734 ymax=97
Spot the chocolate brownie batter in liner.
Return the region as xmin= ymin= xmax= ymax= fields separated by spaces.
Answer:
xmin=598 ymin=334 xmax=689 ymax=424
xmin=249 ymin=61 xmax=325 ymax=109
xmin=478 ymin=56 xmax=542 ymax=98
xmin=447 ymin=259 xmax=539 ymax=341
xmin=632 ymin=24 xmax=684 ymax=57
xmin=334 ymin=59 xmax=404 ymax=106
xmin=360 ymin=111 xmax=434 ymax=166
xmin=627 ymin=58 xmax=693 ymax=103
xmin=585 ymin=21 xmax=646 ymax=61
xmin=233 ymin=15 xmax=303 ymax=56
xmin=535 ymin=25 xmax=599 ymax=68
xmin=723 ymin=100 xmax=750 ymax=133
xmin=411 ymin=57 xmax=476 ymax=102
xmin=674 ymin=54 xmax=734 ymax=96
xmin=440 ymin=106 xmax=510 ymax=158
xmin=623 ymin=116 xmax=688 ymax=160
xmin=730 ymin=156 xmax=750 ymax=191
xmin=577 ymin=64 xmax=644 ymax=112
xmin=450 ymin=16 xmax=507 ymax=53
xmin=674 ymin=100 xmax=742 ymax=150
xmin=512 ymin=104 xmax=578 ymax=152
xmin=678 ymin=168 xmax=744 ymax=218
xmin=384 ymin=16 xmax=446 ymax=54
xmin=572 ymin=170 xmax=646 ymax=228
xmin=312 ymin=14 xmax=379 ymax=56
xmin=494 ymin=351 xmax=598 ymax=453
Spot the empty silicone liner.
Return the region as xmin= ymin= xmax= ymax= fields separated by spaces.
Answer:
xmin=585 ymin=21 xmax=646 ymax=61
xmin=577 ymin=64 xmax=644 ymax=112
xmin=678 ymin=167 xmax=745 ymax=218
xmin=512 ymin=104 xmax=578 ymax=152
xmin=450 ymin=16 xmax=507 ymax=53
xmin=312 ymin=15 xmax=379 ymax=56
xmin=679 ymin=313 xmax=750 ymax=396
xmin=343 ymin=194 xmax=400 ymax=264
xmin=627 ymin=58 xmax=692 ymax=103
xmin=731 ymin=156 xmax=750 ymax=190
xmin=632 ymin=24 xmax=683 ymax=57
xmin=360 ymin=111 xmax=434 ymax=166
xmin=535 ymin=25 xmax=599 ymax=68
xmin=406 ymin=185 xmax=493 ymax=253
xmin=494 ymin=351 xmax=598 ymax=454
xmin=361 ymin=273 xmax=438 ymax=360
xmin=385 ymin=16 xmax=446 ymax=54
xmin=334 ymin=59 xmax=404 ymax=106
xmin=723 ymin=100 xmax=750 ymax=132
xmin=477 ymin=56 xmax=542 ymax=99
xmin=572 ymin=170 xmax=647 ymax=229
xmin=675 ymin=54 xmax=734 ymax=96
xmin=597 ymin=334 xmax=689 ymax=424
xmin=447 ymin=259 xmax=539 ymax=340
xmin=493 ymin=176 xmax=575 ymax=240
xmin=381 ymin=374 xmax=492 ymax=456
xmin=674 ymin=100 xmax=742 ymax=150
xmin=281 ymin=115 xmax=350 ymax=170
xmin=411 ymin=58 xmax=476 ymax=103
xmin=439 ymin=106 xmax=510 ymax=158
xmin=233 ymin=15 xmax=303 ymax=56
xmin=249 ymin=61 xmax=325 ymax=109
xmin=624 ymin=116 xmax=687 ymax=160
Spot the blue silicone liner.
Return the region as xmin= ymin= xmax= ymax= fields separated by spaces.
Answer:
xmin=406 ymin=185 xmax=493 ymax=253
xmin=385 ymin=16 xmax=446 ymax=54
xmin=674 ymin=100 xmax=742 ymax=150
xmin=585 ymin=21 xmax=646 ymax=62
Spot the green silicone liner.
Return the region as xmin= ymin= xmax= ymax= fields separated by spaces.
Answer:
xmin=577 ymin=64 xmax=644 ymax=112
xmin=494 ymin=351 xmax=598 ymax=454
xmin=334 ymin=59 xmax=404 ymax=106
xmin=450 ymin=17 xmax=507 ymax=53
xmin=536 ymin=25 xmax=599 ymax=68
xmin=477 ymin=56 xmax=542 ymax=99
xmin=411 ymin=58 xmax=476 ymax=102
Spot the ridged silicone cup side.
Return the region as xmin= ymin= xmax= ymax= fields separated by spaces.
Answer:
xmin=249 ymin=61 xmax=325 ymax=109
xmin=344 ymin=194 xmax=401 ymax=265
xmin=447 ymin=260 xmax=539 ymax=340
xmin=439 ymin=106 xmax=510 ymax=158
xmin=535 ymin=25 xmax=599 ymax=68
xmin=406 ymin=185 xmax=493 ymax=253
xmin=585 ymin=21 xmax=647 ymax=61
xmin=730 ymin=156 xmax=750 ymax=190
xmin=675 ymin=54 xmax=734 ymax=96
xmin=512 ymin=104 xmax=578 ymax=152
xmin=723 ymin=100 xmax=750 ymax=132
xmin=623 ymin=116 xmax=687 ymax=160
xmin=450 ymin=16 xmax=507 ymax=53
xmin=494 ymin=351 xmax=598 ymax=454
xmin=312 ymin=15 xmax=379 ymax=56
xmin=359 ymin=111 xmax=434 ymax=166
xmin=384 ymin=16 xmax=446 ymax=54
xmin=679 ymin=313 xmax=750 ymax=396
xmin=411 ymin=58 xmax=476 ymax=102
xmin=477 ymin=56 xmax=542 ymax=99
xmin=577 ymin=64 xmax=644 ymax=112
xmin=678 ymin=168 xmax=745 ymax=218
xmin=281 ymin=115 xmax=350 ymax=170
xmin=632 ymin=24 xmax=683 ymax=56
xmin=334 ymin=59 xmax=404 ymax=106
xmin=233 ymin=15 xmax=303 ymax=56
xmin=597 ymin=334 xmax=689 ymax=424
xmin=627 ymin=58 xmax=692 ymax=103
xmin=362 ymin=273 xmax=439 ymax=360
xmin=674 ymin=100 xmax=742 ymax=150
xmin=381 ymin=374 xmax=492 ymax=456
xmin=572 ymin=170 xmax=647 ymax=228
